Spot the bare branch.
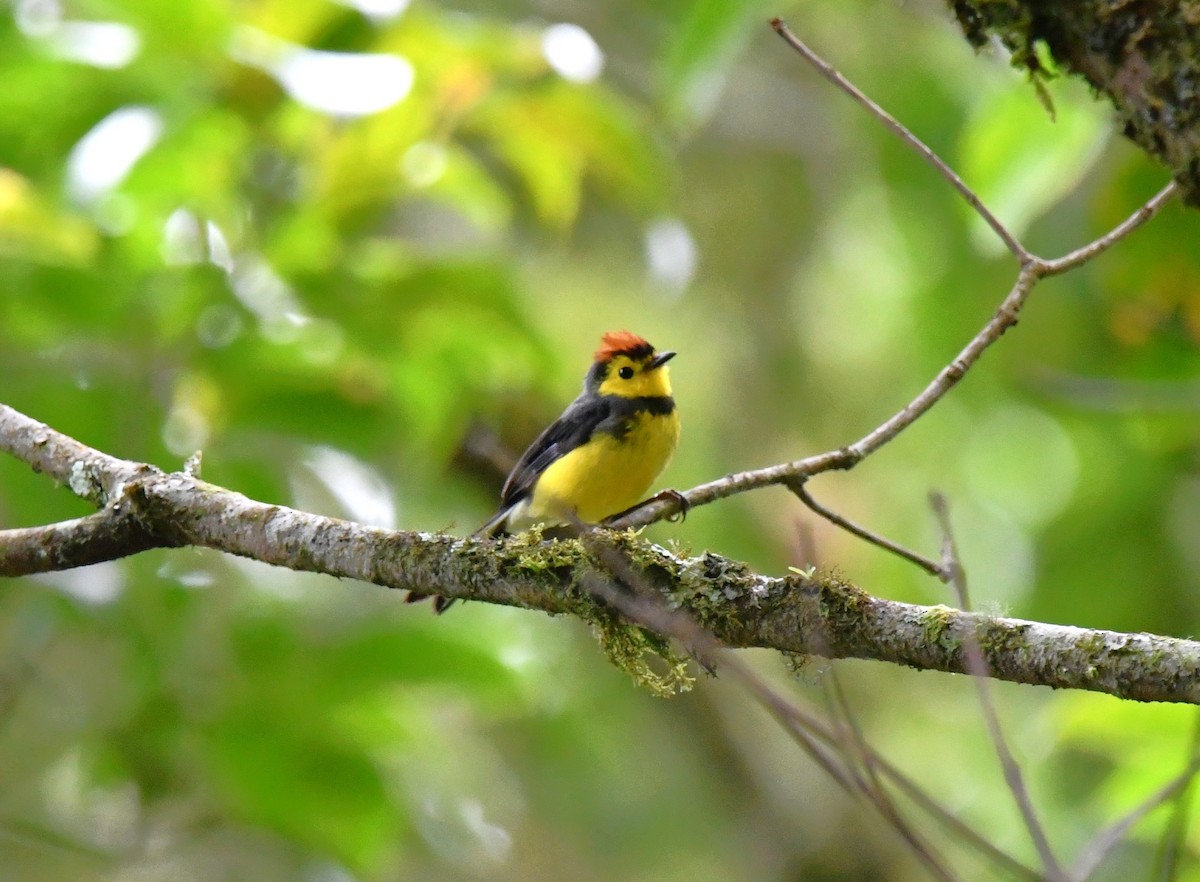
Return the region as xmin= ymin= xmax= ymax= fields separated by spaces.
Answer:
xmin=1040 ymin=182 xmax=1179 ymax=275
xmin=770 ymin=17 xmax=1031 ymax=263
xmin=612 ymin=22 xmax=1177 ymax=533
xmin=616 ymin=177 xmax=1174 ymax=532
xmin=849 ymin=266 xmax=1039 ymax=460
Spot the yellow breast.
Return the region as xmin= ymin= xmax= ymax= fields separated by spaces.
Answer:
xmin=525 ymin=409 xmax=680 ymax=525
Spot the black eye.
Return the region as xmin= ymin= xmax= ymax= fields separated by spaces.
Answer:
xmin=618 ymin=366 xmax=634 ymax=379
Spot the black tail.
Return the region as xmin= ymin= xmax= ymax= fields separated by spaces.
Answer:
xmin=404 ymin=505 xmax=512 ymax=613
xmin=474 ymin=503 xmax=513 ymax=538
xmin=404 ymin=592 xmax=457 ymax=613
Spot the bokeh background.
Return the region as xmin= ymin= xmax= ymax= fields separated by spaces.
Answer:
xmin=2 ymin=0 xmax=1200 ymax=879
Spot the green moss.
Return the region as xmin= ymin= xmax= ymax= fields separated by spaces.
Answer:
xmin=1073 ymin=631 xmax=1109 ymax=660
xmin=664 ymin=552 xmax=752 ymax=627
xmin=586 ymin=610 xmax=695 ymax=697
xmin=484 ymin=530 xmax=860 ymax=696
xmin=486 ymin=528 xmax=590 ymax=605
xmin=815 ymin=571 xmax=872 ymax=636
xmin=976 ymin=618 xmax=1032 ymax=661
xmin=919 ymin=605 xmax=961 ymax=652
xmin=506 ymin=526 xmax=580 ymax=572
xmin=950 ymin=0 xmax=1039 ymax=68
xmin=496 ymin=529 xmax=697 ymax=695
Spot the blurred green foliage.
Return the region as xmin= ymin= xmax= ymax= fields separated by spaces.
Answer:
xmin=2 ymin=0 xmax=1200 ymax=880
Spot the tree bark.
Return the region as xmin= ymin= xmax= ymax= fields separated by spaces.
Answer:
xmin=950 ymin=0 xmax=1200 ymax=205
xmin=3 ymin=402 xmax=1199 ymax=704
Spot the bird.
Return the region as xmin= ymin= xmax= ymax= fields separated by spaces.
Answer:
xmin=409 ymin=330 xmax=681 ymax=612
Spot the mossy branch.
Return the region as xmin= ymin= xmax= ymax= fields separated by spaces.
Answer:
xmin=2 ymin=402 xmax=1199 ymax=704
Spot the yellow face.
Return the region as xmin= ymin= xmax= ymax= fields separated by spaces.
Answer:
xmin=597 ymin=354 xmax=673 ymax=398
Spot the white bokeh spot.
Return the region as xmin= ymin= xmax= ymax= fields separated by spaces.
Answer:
xmin=67 ymin=106 xmax=163 ymax=204
xmin=541 ymin=23 xmax=604 ymax=83
xmin=644 ymin=217 xmax=697 ymax=292
xmin=232 ymin=26 xmax=414 ymax=117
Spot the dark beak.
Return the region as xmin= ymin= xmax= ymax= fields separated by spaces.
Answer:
xmin=648 ymin=350 xmax=676 ymax=369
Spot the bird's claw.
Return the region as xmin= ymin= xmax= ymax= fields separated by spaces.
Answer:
xmin=658 ymin=488 xmax=690 ymax=523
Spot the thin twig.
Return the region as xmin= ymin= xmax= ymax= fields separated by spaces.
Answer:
xmin=1040 ymin=182 xmax=1178 ymax=275
xmin=599 ymin=519 xmax=1039 ymax=879
xmin=820 ymin=673 xmax=948 ymax=869
xmin=1071 ymin=754 xmax=1200 ymax=881
xmin=787 ymin=478 xmax=944 ymax=578
xmin=870 ymin=751 xmax=1044 ymax=881
xmin=825 ymin=680 xmax=966 ymax=880
xmin=931 ymin=491 xmax=968 ymax=601
xmin=820 ymin=674 xmax=1043 ymax=880
xmin=1153 ymin=710 xmax=1200 ymax=882
xmin=822 ymin=679 xmax=1041 ymax=880
xmin=824 ymin=673 xmax=888 ymax=795
xmin=579 ymin=535 xmax=962 ymax=882
xmin=931 ymin=493 xmax=1066 ymax=882
xmin=770 ymin=17 xmax=1031 ymax=263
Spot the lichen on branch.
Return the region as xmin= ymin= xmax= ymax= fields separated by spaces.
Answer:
xmin=2 ymin=403 xmax=1200 ymax=704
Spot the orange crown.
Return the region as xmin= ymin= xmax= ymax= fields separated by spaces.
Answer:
xmin=594 ymin=330 xmax=655 ymax=363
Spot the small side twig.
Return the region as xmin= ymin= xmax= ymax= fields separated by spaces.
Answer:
xmin=1071 ymin=752 xmax=1200 ymax=881
xmin=0 ymin=501 xmax=163 ymax=576
xmin=1152 ymin=709 xmax=1200 ymax=882
xmin=931 ymin=492 xmax=1065 ymax=882
xmin=1041 ymin=182 xmax=1178 ymax=274
xmin=787 ymin=478 xmax=943 ymax=578
xmin=579 ymin=532 xmax=962 ymax=882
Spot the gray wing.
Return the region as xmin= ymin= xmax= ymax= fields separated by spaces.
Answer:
xmin=497 ymin=394 xmax=612 ymax=510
